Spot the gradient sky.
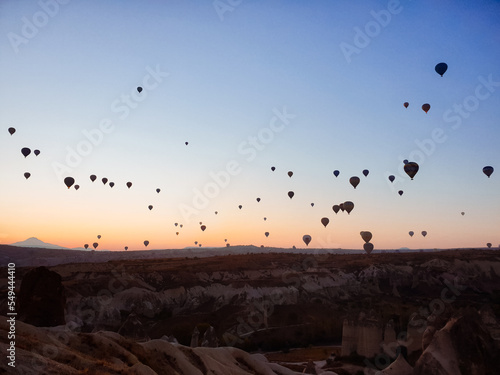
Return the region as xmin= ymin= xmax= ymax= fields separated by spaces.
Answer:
xmin=1 ymin=0 xmax=499 ymax=251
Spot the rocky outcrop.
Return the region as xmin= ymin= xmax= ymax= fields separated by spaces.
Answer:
xmin=414 ymin=310 xmax=500 ymax=375
xmin=18 ymin=266 xmax=66 ymax=327
xmin=380 ymin=354 xmax=412 ymax=374
xmin=201 ymin=326 xmax=218 ymax=348
xmin=117 ymin=313 xmax=149 ymax=341
xmin=341 ymin=315 xmax=383 ymax=358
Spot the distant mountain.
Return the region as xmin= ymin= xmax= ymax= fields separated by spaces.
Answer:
xmin=10 ymin=237 xmax=69 ymax=250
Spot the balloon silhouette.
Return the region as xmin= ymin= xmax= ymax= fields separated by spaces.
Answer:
xmin=148 ymin=205 xmax=153 ymax=210
xmin=201 ymin=225 xmax=206 ymax=231
xmin=311 ymin=203 xmax=314 ymax=207
xmin=409 ymin=231 xmax=414 ymax=237
xmin=256 ymin=197 xmax=261 ymax=202
xmin=156 ymin=188 xmax=161 ymax=193
xmin=403 ymin=102 xmax=409 ymax=108
xmin=176 ymin=232 xmax=179 ymax=235
xmin=185 ymin=141 xmax=189 ymax=145
xmin=90 ymin=175 xmax=97 ymax=182
xmin=109 ymin=182 xmax=115 ymax=188
xmin=97 ymin=235 xmax=101 ymax=239
xmin=303 ymin=235 xmax=311 ymax=246
xmin=343 ymin=201 xmax=354 ymax=214
xmin=364 ymin=242 xmax=374 ymax=255
xmin=125 ymin=246 xmax=128 ymax=251
xmin=102 ymin=178 xmax=108 ymax=185
xmin=360 ymin=231 xmax=372 ymax=243
xmin=403 ymin=159 xmax=409 ymax=165
xmin=265 ymin=232 xmax=269 ymax=237
xmin=483 ymin=166 xmax=494 ymax=178
xmin=84 ymin=244 xmax=89 ymax=249
xmin=404 ymin=162 xmax=419 ymax=180
xmin=137 ymin=87 xmax=143 ymax=93
xmin=288 ymin=191 xmax=294 ymax=199
xmin=333 ymin=170 xmax=340 ymax=177
xmin=8 ymin=127 xmax=16 ymax=135
xmin=461 ymin=212 xmax=465 ymax=216
xmin=398 ymin=190 xmax=404 ymax=196
xmin=288 ymin=171 xmax=293 ymax=178
xmin=24 ymin=172 xmax=30 ymax=179
xmin=422 ymin=103 xmax=430 ymax=113
xmin=339 ymin=203 xmax=345 ymax=212
xmin=487 ymin=243 xmax=492 ymax=249
xmin=174 ymin=223 xmax=178 ymax=226
xmin=74 ymin=185 xmax=80 ymax=190
xmin=93 ymin=242 xmax=98 ymax=249
xmin=238 ymin=205 xmax=242 ymax=209
xmin=349 ymin=176 xmax=360 ymax=189
xmin=388 ymin=175 xmax=395 ymax=183
xmin=321 ymin=217 xmax=329 ymax=227
xmin=34 ymin=149 xmax=40 ymax=156
xmin=271 ymin=166 xmax=276 ymax=171
xmin=362 ymin=169 xmax=369 ymax=177
xmin=126 ymin=182 xmax=132 ymax=188
xmin=421 ymin=231 xmax=427 ymax=237
xmin=144 ymin=240 xmax=149 ymax=247
xmin=263 ymin=217 xmax=267 ymax=221
xmin=215 ymin=211 xmax=218 ymax=215
xmin=21 ymin=147 xmax=31 ymax=158
xmin=64 ymin=177 xmax=75 ymax=189
xmin=435 ymin=62 xmax=448 ymax=77
xmin=332 ymin=205 xmax=340 ymax=214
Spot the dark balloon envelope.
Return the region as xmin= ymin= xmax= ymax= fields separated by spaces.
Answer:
xmin=303 ymin=235 xmax=311 ymax=246
xmin=156 ymin=188 xmax=161 ymax=193
xmin=333 ymin=170 xmax=340 ymax=177
xmin=144 ymin=240 xmax=149 ymax=247
xmin=271 ymin=166 xmax=276 ymax=171
xmin=398 ymin=190 xmax=403 ymax=196
xmin=8 ymin=127 xmax=16 ymax=135
xmin=64 ymin=177 xmax=75 ymax=189
xmin=435 ymin=62 xmax=448 ymax=77
xmin=332 ymin=205 xmax=340 ymax=214
xmin=343 ymin=201 xmax=354 ymax=214
xmin=288 ymin=191 xmax=294 ymax=199
xmin=102 ymin=178 xmax=108 ymax=185
xmin=483 ymin=166 xmax=494 ymax=178
xmin=126 ymin=182 xmax=132 ymax=188
xmin=24 ymin=172 xmax=30 ymax=179
xmin=21 ymin=147 xmax=31 ymax=158
xmin=34 ymin=149 xmax=40 ymax=156
xmin=362 ymin=169 xmax=369 ymax=177
xmin=137 ymin=87 xmax=143 ymax=93
xmin=148 ymin=205 xmax=153 ymax=210
xmin=109 ymin=182 xmax=115 ymax=188
xmin=321 ymin=217 xmax=329 ymax=227
xmin=288 ymin=171 xmax=293 ymax=178
xmin=74 ymin=185 xmax=80 ymax=190
xmin=93 ymin=242 xmax=98 ymax=249
xmin=363 ymin=242 xmax=374 ymax=255
xmin=422 ymin=103 xmax=431 ymax=113
xmin=404 ymin=162 xmax=419 ymax=180
xmin=403 ymin=102 xmax=409 ymax=108
xmin=349 ymin=176 xmax=360 ymax=189
xmin=388 ymin=175 xmax=395 ymax=183
xmin=84 ymin=244 xmax=89 ymax=249
xmin=90 ymin=175 xmax=97 ymax=182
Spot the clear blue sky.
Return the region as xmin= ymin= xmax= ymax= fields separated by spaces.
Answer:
xmin=1 ymin=0 xmax=499 ymax=250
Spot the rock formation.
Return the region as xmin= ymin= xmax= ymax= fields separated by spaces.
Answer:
xmin=201 ymin=325 xmax=218 ymax=347
xmin=117 ymin=313 xmax=149 ymax=341
xmin=380 ymin=353 xmax=412 ymax=374
xmin=18 ymin=266 xmax=66 ymax=327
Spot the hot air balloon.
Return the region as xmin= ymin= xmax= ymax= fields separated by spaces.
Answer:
xmin=364 ymin=242 xmax=374 ymax=255
xmin=176 ymin=232 xmax=179 ymax=235
xmin=34 ymin=149 xmax=40 ymax=156
xmin=435 ymin=62 xmax=448 ymax=77
xmin=194 ymin=241 xmax=198 ymax=245
xmin=126 ymin=182 xmax=132 ymax=188
xmin=461 ymin=212 xmax=465 ymax=216
xmin=97 ymin=235 xmax=101 ymax=239
xmin=321 ymin=217 xmax=329 ymax=227
xmin=265 ymin=232 xmax=269 ymax=237
xmin=487 ymin=243 xmax=492 ymax=249
xmin=148 ymin=205 xmax=153 ymax=210
xmin=174 ymin=223 xmax=178 ymax=227
xmin=24 ymin=172 xmax=30 ymax=179
xmin=362 ymin=169 xmax=369 ymax=177
xmin=403 ymin=159 xmax=408 ymax=165
xmin=226 ymin=243 xmax=230 ymax=247
xmin=403 ymin=102 xmax=409 ymax=108
xmin=185 ymin=141 xmax=189 ymax=145
xmin=388 ymin=175 xmax=395 ymax=183
xmin=288 ymin=171 xmax=293 ymax=178
xmin=74 ymin=185 xmax=80 ymax=190
xmin=422 ymin=104 xmax=430 ymax=113
xmin=271 ymin=166 xmax=276 ymax=171
xmin=288 ymin=191 xmax=294 ymax=199
xmin=409 ymin=231 xmax=414 ymax=237
xmin=21 ymin=147 xmax=31 ymax=158
xmin=180 ymin=224 xmax=183 ymax=228
xmin=144 ymin=240 xmax=149 ymax=247
xmin=8 ymin=127 xmax=15 ymax=135
xmin=333 ymin=170 xmax=340 ymax=177
xmin=90 ymin=175 xmax=97 ymax=182
xmin=156 ymin=188 xmax=161 ymax=193
xmin=215 ymin=211 xmax=218 ymax=215
xmin=238 ymin=205 xmax=242 ymax=209
xmin=360 ymin=231 xmax=372 ymax=243
xmin=137 ymin=87 xmax=143 ymax=93
xmin=404 ymin=162 xmax=419 ymax=180
xmin=303 ymin=235 xmax=311 ymax=246
xmin=332 ymin=205 xmax=340 ymax=214
xmin=64 ymin=177 xmax=75 ymax=189
xmin=311 ymin=203 xmax=314 ymax=207
xmin=398 ymin=190 xmax=404 ymax=196
xmin=125 ymin=246 xmax=128 ymax=251
xmin=256 ymin=198 xmax=261 ymax=202
xmin=421 ymin=231 xmax=427 ymax=237
xmin=84 ymin=244 xmax=89 ymax=249
xmin=109 ymin=182 xmax=115 ymax=188
xmin=102 ymin=178 xmax=108 ymax=185
xmin=344 ymin=201 xmax=354 ymax=214
xmin=201 ymin=225 xmax=206 ymax=231
xmin=263 ymin=217 xmax=267 ymax=221
xmin=224 ymin=239 xmax=227 ymax=242
xmin=339 ymin=203 xmax=345 ymax=212
xmin=93 ymin=242 xmax=98 ymax=249
xmin=483 ymin=166 xmax=494 ymax=178
xmin=349 ymin=176 xmax=360 ymax=189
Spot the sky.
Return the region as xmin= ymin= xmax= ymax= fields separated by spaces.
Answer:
xmin=1 ymin=0 xmax=499 ymax=251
